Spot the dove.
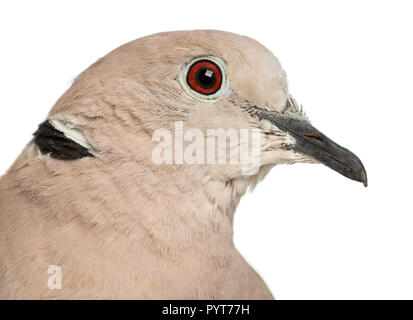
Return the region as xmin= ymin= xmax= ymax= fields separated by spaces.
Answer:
xmin=0 ymin=30 xmax=366 ymax=299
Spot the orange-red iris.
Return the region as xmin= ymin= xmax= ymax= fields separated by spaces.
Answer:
xmin=186 ymin=60 xmax=222 ymax=95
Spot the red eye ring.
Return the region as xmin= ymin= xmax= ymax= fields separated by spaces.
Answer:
xmin=186 ymin=60 xmax=222 ymax=95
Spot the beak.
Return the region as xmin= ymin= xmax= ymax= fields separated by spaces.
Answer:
xmin=252 ymin=108 xmax=368 ymax=187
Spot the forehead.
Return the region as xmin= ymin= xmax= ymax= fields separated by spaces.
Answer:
xmin=88 ymin=30 xmax=288 ymax=109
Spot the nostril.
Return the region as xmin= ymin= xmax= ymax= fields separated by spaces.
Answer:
xmin=304 ymin=132 xmax=324 ymax=143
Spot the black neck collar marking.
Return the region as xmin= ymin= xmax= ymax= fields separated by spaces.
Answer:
xmin=33 ymin=120 xmax=94 ymax=160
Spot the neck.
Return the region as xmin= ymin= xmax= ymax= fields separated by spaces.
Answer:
xmin=10 ymin=150 xmax=243 ymax=251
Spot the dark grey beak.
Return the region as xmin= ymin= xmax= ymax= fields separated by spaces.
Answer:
xmin=251 ymin=108 xmax=368 ymax=187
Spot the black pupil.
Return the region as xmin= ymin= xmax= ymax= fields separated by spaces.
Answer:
xmin=196 ymin=67 xmax=216 ymax=90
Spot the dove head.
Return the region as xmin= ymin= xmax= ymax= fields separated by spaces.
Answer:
xmin=37 ymin=30 xmax=366 ymax=210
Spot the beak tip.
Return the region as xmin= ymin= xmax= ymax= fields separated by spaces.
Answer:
xmin=359 ymin=168 xmax=368 ymax=188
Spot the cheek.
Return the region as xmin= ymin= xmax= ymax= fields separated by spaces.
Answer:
xmin=185 ymin=102 xmax=249 ymax=131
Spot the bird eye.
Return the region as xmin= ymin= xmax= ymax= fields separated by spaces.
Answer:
xmin=186 ymin=60 xmax=222 ymax=95
xmin=177 ymin=56 xmax=230 ymax=102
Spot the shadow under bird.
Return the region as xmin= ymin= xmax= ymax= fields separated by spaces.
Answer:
xmin=0 ymin=30 xmax=367 ymax=299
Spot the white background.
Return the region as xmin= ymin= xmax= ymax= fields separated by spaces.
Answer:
xmin=0 ymin=1 xmax=412 ymax=299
